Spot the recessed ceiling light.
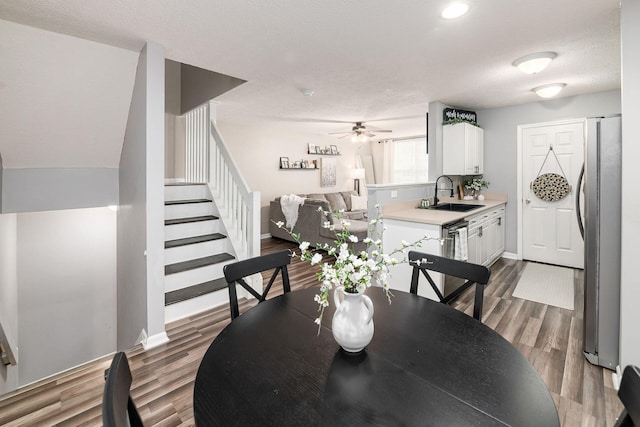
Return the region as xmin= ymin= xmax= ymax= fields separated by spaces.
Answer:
xmin=513 ymin=52 xmax=557 ymax=74
xmin=533 ymin=83 xmax=566 ymax=98
xmin=301 ymin=89 xmax=314 ymax=97
xmin=441 ymin=2 xmax=469 ymax=19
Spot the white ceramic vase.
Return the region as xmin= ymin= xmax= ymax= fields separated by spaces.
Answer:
xmin=331 ymin=286 xmax=374 ymax=352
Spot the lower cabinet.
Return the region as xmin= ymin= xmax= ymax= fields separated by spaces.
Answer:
xmin=466 ymin=205 xmax=505 ymax=267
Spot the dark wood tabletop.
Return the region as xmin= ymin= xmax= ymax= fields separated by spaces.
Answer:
xmin=193 ymin=286 xmax=559 ymax=426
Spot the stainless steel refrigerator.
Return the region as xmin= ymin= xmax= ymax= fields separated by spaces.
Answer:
xmin=576 ymin=115 xmax=621 ymax=370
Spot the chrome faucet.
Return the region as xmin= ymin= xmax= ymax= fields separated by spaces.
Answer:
xmin=434 ymin=175 xmax=454 ymax=206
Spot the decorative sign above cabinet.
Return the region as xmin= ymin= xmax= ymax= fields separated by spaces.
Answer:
xmin=443 ymin=108 xmax=477 ymax=125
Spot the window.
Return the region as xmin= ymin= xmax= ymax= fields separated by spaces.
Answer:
xmin=392 ymin=137 xmax=428 ymax=183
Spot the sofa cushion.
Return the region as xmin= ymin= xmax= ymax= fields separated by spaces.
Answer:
xmin=341 ymin=211 xmax=365 ymax=220
xmin=325 ymin=193 xmax=348 ymax=212
xmin=350 ymin=194 xmax=368 ymax=211
xmin=306 ymin=193 xmax=328 ymax=202
xmin=340 ymin=191 xmax=358 ymax=211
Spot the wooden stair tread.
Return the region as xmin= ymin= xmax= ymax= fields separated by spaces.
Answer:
xmin=164 ymin=278 xmax=228 ymax=306
xmin=165 ymin=253 xmax=235 ymax=275
xmin=165 ymin=199 xmax=212 ymax=206
xmin=164 ymin=215 xmax=218 ymax=226
xmin=165 ymin=233 xmax=226 ymax=249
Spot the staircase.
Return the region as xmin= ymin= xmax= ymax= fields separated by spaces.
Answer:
xmin=164 ymin=183 xmax=236 ymax=323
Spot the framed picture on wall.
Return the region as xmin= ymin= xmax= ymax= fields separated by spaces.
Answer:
xmin=321 ymin=158 xmax=337 ymax=187
xmin=280 ymin=157 xmax=289 ymax=169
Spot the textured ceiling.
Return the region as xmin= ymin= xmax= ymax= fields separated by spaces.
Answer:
xmin=0 ymin=0 xmax=621 ymax=167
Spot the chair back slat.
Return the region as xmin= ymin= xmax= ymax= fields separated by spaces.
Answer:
xmin=224 ymin=250 xmax=292 ymax=320
xmin=408 ymin=250 xmax=491 ymax=322
xmin=616 ymin=365 xmax=640 ymax=426
xmin=103 ymin=352 xmax=143 ymax=427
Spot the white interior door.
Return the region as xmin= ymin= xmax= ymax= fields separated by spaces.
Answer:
xmin=521 ymin=120 xmax=584 ymax=268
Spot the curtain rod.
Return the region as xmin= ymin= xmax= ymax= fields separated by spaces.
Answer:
xmin=377 ymin=134 xmax=426 ymax=143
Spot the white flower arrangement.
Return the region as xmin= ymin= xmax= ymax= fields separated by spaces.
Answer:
xmin=273 ymin=205 xmax=444 ymax=334
xmin=464 ymin=177 xmax=490 ymax=191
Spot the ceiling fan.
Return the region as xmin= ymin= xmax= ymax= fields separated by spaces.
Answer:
xmin=329 ymin=122 xmax=392 ymax=142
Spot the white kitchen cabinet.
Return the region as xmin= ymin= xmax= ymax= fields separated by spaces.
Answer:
xmin=465 ymin=205 xmax=505 ymax=267
xmin=443 ymin=122 xmax=484 ymax=175
xmin=382 ymin=219 xmax=444 ymax=301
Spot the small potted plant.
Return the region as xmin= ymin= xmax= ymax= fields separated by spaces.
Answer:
xmin=464 ymin=177 xmax=490 ymax=200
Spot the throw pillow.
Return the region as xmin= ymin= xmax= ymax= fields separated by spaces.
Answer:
xmin=351 ymin=195 xmax=368 ymax=211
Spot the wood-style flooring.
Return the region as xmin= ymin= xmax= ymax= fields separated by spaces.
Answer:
xmin=0 ymin=238 xmax=623 ymax=426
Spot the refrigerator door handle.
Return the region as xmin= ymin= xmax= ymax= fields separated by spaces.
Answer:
xmin=576 ymin=163 xmax=585 ymax=239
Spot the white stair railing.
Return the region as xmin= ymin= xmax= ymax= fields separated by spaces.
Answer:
xmin=185 ymin=104 xmax=209 ymax=183
xmin=183 ymin=101 xmax=260 ymax=260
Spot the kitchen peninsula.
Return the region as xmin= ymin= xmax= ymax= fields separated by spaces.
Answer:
xmin=382 ymin=195 xmax=507 ymax=300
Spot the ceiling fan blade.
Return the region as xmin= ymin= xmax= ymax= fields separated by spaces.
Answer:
xmin=328 ymin=131 xmax=352 ymax=135
xmin=372 ymin=129 xmax=392 ymax=133
xmin=364 ymin=132 xmax=376 ymax=137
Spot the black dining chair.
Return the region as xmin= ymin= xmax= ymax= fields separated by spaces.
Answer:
xmin=223 ymin=250 xmax=292 ymax=320
xmin=102 ymin=351 xmax=144 ymax=427
xmin=615 ymin=365 xmax=640 ymax=426
xmin=408 ymin=250 xmax=491 ymax=322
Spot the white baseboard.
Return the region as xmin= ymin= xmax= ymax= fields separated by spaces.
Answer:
xmin=142 ymin=332 xmax=170 ymax=350
xmin=261 ymin=233 xmax=272 ymax=239
xmin=501 ymin=251 xmax=518 ymax=260
xmin=612 ymin=365 xmax=622 ymax=390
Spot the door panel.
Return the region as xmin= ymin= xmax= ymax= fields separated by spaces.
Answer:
xmin=522 ymin=120 xmax=584 ymax=268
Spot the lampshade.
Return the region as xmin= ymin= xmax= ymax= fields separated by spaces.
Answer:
xmin=352 ymin=168 xmax=365 ymax=179
xmin=513 ymin=52 xmax=557 ymax=74
xmin=533 ymin=83 xmax=566 ymax=98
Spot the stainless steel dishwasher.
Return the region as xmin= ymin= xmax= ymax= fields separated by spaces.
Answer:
xmin=442 ymin=220 xmax=468 ymax=295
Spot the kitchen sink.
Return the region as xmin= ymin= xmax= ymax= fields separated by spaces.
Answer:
xmin=431 ymin=203 xmax=483 ymax=212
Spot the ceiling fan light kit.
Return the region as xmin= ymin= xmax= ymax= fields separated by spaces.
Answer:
xmin=513 ymin=52 xmax=557 ymax=74
xmin=330 ymin=121 xmax=392 ymax=142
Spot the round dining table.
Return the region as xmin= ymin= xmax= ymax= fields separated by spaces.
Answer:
xmin=193 ymin=286 xmax=559 ymax=426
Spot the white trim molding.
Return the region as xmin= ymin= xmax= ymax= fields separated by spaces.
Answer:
xmin=142 ymin=332 xmax=170 ymax=350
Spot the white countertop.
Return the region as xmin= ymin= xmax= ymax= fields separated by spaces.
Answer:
xmin=383 ymin=195 xmax=507 ymax=226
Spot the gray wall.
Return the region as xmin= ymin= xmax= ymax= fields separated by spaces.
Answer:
xmin=16 ymin=207 xmax=116 ymax=386
xmin=0 ymin=213 xmax=18 ymax=394
xmin=1 ymin=168 xmax=118 ymax=213
xmin=477 ymin=90 xmax=621 ymax=253
xmin=620 ymin=0 xmax=640 ymax=369
xmin=180 ymin=63 xmax=245 ymax=114
xmin=117 ymin=44 xmax=151 ymax=350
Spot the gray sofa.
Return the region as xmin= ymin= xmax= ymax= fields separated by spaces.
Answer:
xmin=269 ymin=191 xmax=368 ymax=253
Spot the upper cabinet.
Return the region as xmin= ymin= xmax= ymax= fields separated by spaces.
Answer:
xmin=442 ymin=122 xmax=484 ymax=175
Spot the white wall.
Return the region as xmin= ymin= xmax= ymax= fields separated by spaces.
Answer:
xmin=477 ymin=90 xmax=621 ymax=253
xmin=2 ymin=168 xmax=118 ymax=213
xmin=117 ymin=42 xmax=166 ymax=350
xmin=16 ymin=208 xmax=116 ymax=386
xmin=144 ymin=43 xmax=166 ymax=345
xmin=0 ymin=214 xmax=18 ymax=394
xmin=619 ymin=0 xmax=640 ymax=369
xmin=117 ymin=46 xmax=149 ymax=349
xmin=217 ymin=121 xmax=373 ymax=234
xmin=0 ymin=153 xmax=4 ymax=212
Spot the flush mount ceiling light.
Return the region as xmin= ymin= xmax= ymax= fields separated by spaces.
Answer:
xmin=301 ymin=89 xmax=314 ymax=97
xmin=533 ymin=83 xmax=566 ymax=98
xmin=441 ymin=2 xmax=469 ymax=19
xmin=513 ymin=52 xmax=557 ymax=74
